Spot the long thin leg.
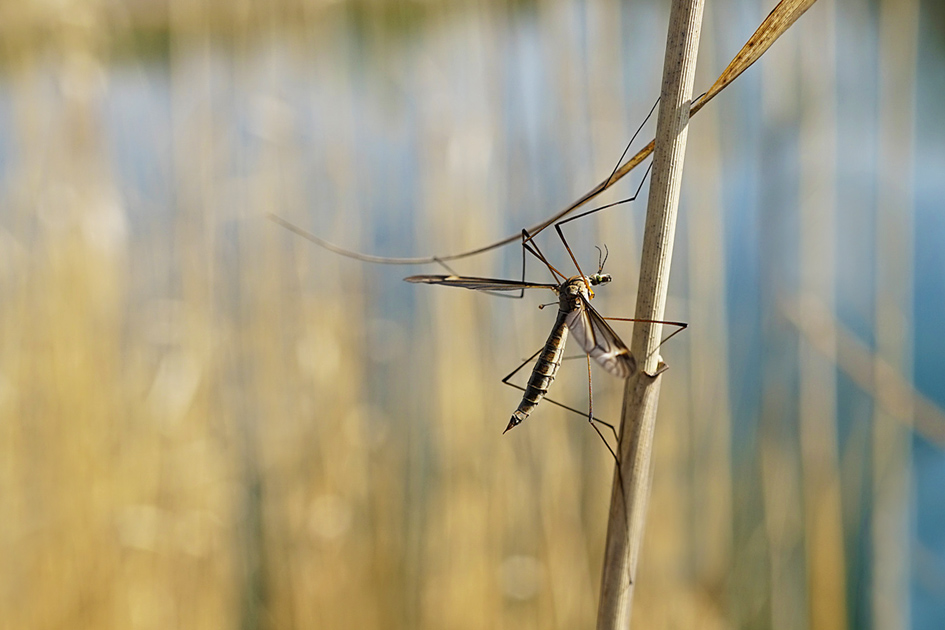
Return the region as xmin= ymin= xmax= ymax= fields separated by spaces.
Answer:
xmin=583 ymin=354 xmax=621 ymax=466
xmin=602 ymin=97 xmax=660 ymax=189
xmin=576 ymin=350 xmax=630 ymax=521
xmin=600 ymin=315 xmax=688 ymax=375
xmin=503 ymin=349 xmax=627 ymax=516
xmin=519 ymin=169 xmax=650 ymax=274
xmin=601 ymin=316 xmax=688 ymax=354
xmin=518 ymin=100 xmax=659 ymax=288
xmin=553 ymin=162 xmax=655 ymax=292
xmin=557 ymin=161 xmax=654 ymax=231
xmin=521 ymin=229 xmax=567 ymax=283
xmin=586 ymin=354 xmax=594 ymax=423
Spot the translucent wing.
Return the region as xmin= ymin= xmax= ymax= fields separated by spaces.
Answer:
xmin=404 ymin=275 xmax=557 ymax=292
xmin=565 ymin=296 xmax=636 ymax=378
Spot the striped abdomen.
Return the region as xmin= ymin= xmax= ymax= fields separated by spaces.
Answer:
xmin=505 ymin=309 xmax=570 ymax=432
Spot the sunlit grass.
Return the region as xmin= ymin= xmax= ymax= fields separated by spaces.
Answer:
xmin=0 ymin=0 xmax=930 ymax=628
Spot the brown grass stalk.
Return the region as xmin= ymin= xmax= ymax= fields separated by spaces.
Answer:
xmin=595 ymin=1 xmax=704 ymax=628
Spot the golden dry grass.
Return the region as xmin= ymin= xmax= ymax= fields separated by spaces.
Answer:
xmin=0 ymin=0 xmax=929 ymax=628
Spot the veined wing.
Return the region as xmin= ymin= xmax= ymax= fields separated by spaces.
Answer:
xmin=404 ymin=275 xmax=557 ymax=292
xmin=565 ymin=296 xmax=636 ymax=378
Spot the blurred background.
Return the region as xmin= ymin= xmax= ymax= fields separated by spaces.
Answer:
xmin=1 ymin=0 xmax=943 ymax=628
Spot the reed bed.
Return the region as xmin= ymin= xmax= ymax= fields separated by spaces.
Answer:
xmin=0 ymin=0 xmax=939 ymax=628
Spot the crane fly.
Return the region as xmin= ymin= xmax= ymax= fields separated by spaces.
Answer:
xmin=406 ymin=231 xmax=687 ymax=458
xmin=406 ymin=270 xmax=630 ymax=433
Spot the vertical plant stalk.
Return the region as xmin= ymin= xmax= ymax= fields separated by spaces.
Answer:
xmin=797 ymin=3 xmax=849 ymax=627
xmin=873 ymin=0 xmax=918 ymax=627
xmin=596 ymin=1 xmax=704 ymax=628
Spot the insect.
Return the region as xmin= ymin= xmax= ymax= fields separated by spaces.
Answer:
xmin=406 ymin=230 xmax=687 ymax=456
xmin=406 ymin=268 xmax=627 ymax=429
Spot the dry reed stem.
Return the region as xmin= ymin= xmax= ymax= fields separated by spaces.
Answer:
xmin=783 ymin=296 xmax=945 ymax=448
xmin=595 ymin=1 xmax=704 ymax=628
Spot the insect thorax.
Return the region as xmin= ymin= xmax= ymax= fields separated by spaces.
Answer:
xmin=558 ymin=277 xmax=593 ymax=310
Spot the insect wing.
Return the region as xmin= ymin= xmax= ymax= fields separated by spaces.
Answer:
xmin=565 ymin=296 xmax=636 ymax=378
xmin=404 ymin=275 xmax=557 ymax=292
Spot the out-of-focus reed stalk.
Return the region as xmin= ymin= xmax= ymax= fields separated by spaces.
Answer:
xmin=873 ymin=0 xmax=919 ymax=627
xmin=685 ymin=18 xmax=734 ymax=622
xmin=758 ymin=30 xmax=805 ymax=630
xmin=785 ymin=299 xmax=945 ymax=448
xmin=596 ymin=1 xmax=704 ymax=627
xmin=797 ymin=3 xmax=848 ymax=627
